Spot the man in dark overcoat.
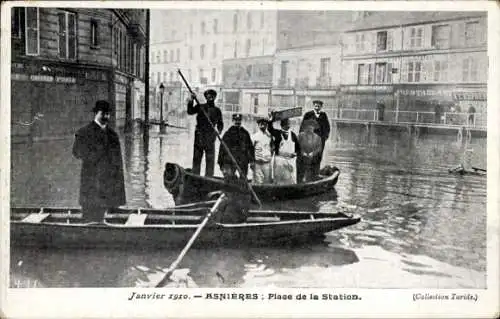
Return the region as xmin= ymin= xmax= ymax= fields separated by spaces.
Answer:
xmin=72 ymin=100 xmax=126 ymax=223
xmin=187 ymin=89 xmax=224 ymax=176
xmin=218 ymin=113 xmax=255 ymax=179
xmin=299 ymin=100 xmax=331 ymax=176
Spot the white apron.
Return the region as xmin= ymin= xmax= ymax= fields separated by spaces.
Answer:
xmin=274 ymin=132 xmax=296 ymax=184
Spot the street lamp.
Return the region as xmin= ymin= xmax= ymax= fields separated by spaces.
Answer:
xmin=159 ymin=82 xmax=166 ymax=133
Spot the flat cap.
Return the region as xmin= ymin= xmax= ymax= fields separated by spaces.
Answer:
xmin=232 ymin=113 xmax=242 ymax=121
xmin=312 ymin=100 xmax=324 ymax=106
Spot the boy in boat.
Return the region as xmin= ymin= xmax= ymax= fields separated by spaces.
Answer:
xmin=251 ymin=118 xmax=274 ymax=184
xmin=299 ymin=100 xmax=330 ymax=176
xmin=218 ymin=113 xmax=255 ymax=180
xmin=268 ymin=114 xmax=300 ymax=185
xmin=187 ymin=89 xmax=224 ymax=177
xmin=72 ymin=100 xmax=126 ymax=223
xmin=297 ymin=119 xmax=323 ymax=183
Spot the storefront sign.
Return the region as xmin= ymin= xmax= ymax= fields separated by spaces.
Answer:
xmin=341 ymin=86 xmax=393 ymax=93
xmin=12 ymin=73 xmax=29 ymax=81
xmin=271 ymin=89 xmax=294 ymax=96
xmin=452 ymin=92 xmax=486 ymax=101
xmin=398 ymin=89 xmax=453 ymax=97
xmin=55 ymin=76 xmax=76 ymax=83
xmin=30 ymin=75 xmax=54 ymax=82
xmin=86 ymin=70 xmax=108 ymax=82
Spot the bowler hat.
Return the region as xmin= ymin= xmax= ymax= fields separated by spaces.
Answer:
xmin=232 ymin=113 xmax=242 ymax=121
xmin=312 ymin=100 xmax=323 ymax=106
xmin=92 ymin=100 xmax=111 ymax=113
xmin=204 ymin=89 xmax=217 ymax=98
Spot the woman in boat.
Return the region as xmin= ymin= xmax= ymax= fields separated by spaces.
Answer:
xmin=267 ymin=116 xmax=300 ymax=185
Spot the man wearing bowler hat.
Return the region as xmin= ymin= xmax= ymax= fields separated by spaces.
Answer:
xmin=72 ymin=100 xmax=126 ymax=223
xmin=218 ymin=113 xmax=255 ymax=179
xmin=300 ymin=100 xmax=330 ymax=176
xmin=187 ymin=89 xmax=224 ymax=176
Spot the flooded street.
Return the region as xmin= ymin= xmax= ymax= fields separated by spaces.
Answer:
xmin=10 ymin=119 xmax=487 ymax=288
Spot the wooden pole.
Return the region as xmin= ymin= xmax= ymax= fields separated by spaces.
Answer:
xmin=155 ymin=194 xmax=226 ymax=287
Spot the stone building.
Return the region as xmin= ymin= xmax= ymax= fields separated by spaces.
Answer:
xmin=341 ymin=11 xmax=487 ymax=126
xmin=10 ymin=7 xmax=146 ymax=141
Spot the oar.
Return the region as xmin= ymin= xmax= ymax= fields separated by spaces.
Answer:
xmin=472 ymin=166 xmax=486 ymax=172
xmin=177 ymin=69 xmax=262 ymax=207
xmin=154 ymin=194 xmax=226 ymax=287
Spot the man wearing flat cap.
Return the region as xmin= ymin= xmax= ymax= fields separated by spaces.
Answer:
xmin=218 ymin=113 xmax=255 ymax=179
xmin=187 ymin=89 xmax=224 ymax=176
xmin=72 ymin=100 xmax=126 ymax=223
xmin=299 ymin=100 xmax=330 ymax=176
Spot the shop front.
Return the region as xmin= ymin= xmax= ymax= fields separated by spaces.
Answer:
xmin=11 ymin=61 xmax=111 ymax=140
xmin=339 ymin=85 xmax=395 ymax=121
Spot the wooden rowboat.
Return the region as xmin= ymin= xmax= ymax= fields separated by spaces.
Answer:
xmin=163 ymin=162 xmax=340 ymax=205
xmin=10 ymin=201 xmax=360 ymax=249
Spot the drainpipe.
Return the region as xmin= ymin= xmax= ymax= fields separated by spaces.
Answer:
xmin=395 ymin=24 xmax=403 ymax=123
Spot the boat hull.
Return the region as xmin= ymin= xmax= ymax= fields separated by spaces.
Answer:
xmin=164 ymin=163 xmax=340 ymax=204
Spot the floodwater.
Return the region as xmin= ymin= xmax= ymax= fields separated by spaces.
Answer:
xmin=9 ymin=118 xmax=487 ymax=288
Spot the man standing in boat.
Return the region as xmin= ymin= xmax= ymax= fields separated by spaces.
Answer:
xmin=297 ymin=119 xmax=323 ymax=183
xmin=72 ymin=100 xmax=126 ymax=223
xmin=187 ymin=89 xmax=224 ymax=177
xmin=218 ymin=113 xmax=255 ymax=180
xmin=299 ymin=100 xmax=330 ymax=176
xmin=268 ymin=114 xmax=300 ymax=184
xmin=251 ymin=118 xmax=274 ymax=184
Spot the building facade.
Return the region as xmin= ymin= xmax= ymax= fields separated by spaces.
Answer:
xmin=11 ymin=7 xmax=146 ymax=141
xmin=341 ymin=11 xmax=487 ymax=126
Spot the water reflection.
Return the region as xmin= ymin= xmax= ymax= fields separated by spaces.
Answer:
xmin=9 ymin=119 xmax=487 ymax=288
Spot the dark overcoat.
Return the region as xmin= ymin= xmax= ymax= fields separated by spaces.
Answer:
xmin=72 ymin=122 xmax=126 ymax=207
xmin=300 ymin=111 xmax=331 ymax=144
xmin=218 ymin=126 xmax=255 ymax=169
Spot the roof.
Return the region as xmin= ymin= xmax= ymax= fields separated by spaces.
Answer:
xmin=348 ymin=11 xmax=487 ymax=32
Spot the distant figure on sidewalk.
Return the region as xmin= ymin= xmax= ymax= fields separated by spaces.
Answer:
xmin=376 ymin=101 xmax=385 ymax=121
xmin=251 ymin=118 xmax=273 ymax=184
xmin=218 ymin=113 xmax=255 ymax=180
xmin=187 ymin=89 xmax=224 ymax=177
xmin=468 ymin=105 xmax=476 ymax=126
xmin=72 ymin=100 xmax=126 ymax=223
xmin=434 ymin=103 xmax=443 ymax=124
xmin=299 ymin=100 xmax=330 ymax=177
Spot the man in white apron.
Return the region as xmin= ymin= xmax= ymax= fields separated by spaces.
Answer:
xmin=268 ymin=118 xmax=300 ymax=185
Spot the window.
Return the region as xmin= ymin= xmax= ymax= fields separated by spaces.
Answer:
xmin=432 ymin=60 xmax=448 ymax=82
xmin=211 ymin=68 xmax=216 ymax=82
xmin=189 ymin=46 xmax=193 ymax=60
xmin=90 ymin=19 xmax=98 ymax=47
xmin=169 ymin=72 xmax=173 ymax=83
xmin=189 ymin=24 xmax=193 ymax=37
xmin=172 ymin=30 xmax=176 ymax=39
xmin=116 ymin=29 xmax=122 ymax=66
xmin=407 ymin=61 xmax=422 ymax=82
xmin=252 ymin=94 xmax=259 ymax=113
xmin=176 ymin=48 xmax=180 ymax=62
xmin=431 ymin=25 xmax=450 ymax=49
xmin=233 ymin=13 xmax=238 ymax=33
xmin=357 ymin=64 xmax=368 ymax=84
xmin=212 ymin=43 xmax=217 ymax=58
xmin=409 ymin=27 xmax=423 ymax=48
xmin=57 ymin=11 xmax=76 ymax=59
xmin=163 ymin=72 xmax=167 ymax=83
xmin=200 ymin=44 xmax=205 ymax=59
xmin=170 ymin=50 xmax=174 ymax=62
xmin=133 ymin=43 xmax=138 ymax=75
xmin=199 ymin=68 xmax=207 ymax=84
xmin=246 ymin=65 xmax=253 ymax=78
xmin=155 ymin=50 xmax=160 ymax=65
xmin=201 ymin=21 xmax=206 ymax=35
xmin=247 ymin=12 xmax=252 ymax=30
xmin=376 ymin=31 xmax=387 ymax=52
xmin=375 ymin=62 xmax=392 ymax=84
xmin=320 ymin=58 xmax=330 ymax=77
xmin=12 ymin=7 xmax=23 ymax=38
xmin=188 ymin=69 xmax=192 ymax=81
xmin=355 ymin=33 xmax=365 ymax=52
xmin=213 ymin=19 xmax=218 ymax=34
xmin=234 ymin=40 xmax=238 ymax=58
xmin=280 ymin=60 xmax=289 ymax=81
xmin=245 ymin=39 xmax=251 ymax=57
xmin=462 ymin=57 xmax=478 ymax=82
xmin=157 ymin=72 xmax=161 ymax=84
xmin=260 ymin=12 xmax=265 ymax=29
xmin=163 ymin=50 xmax=167 ymax=63
xmin=25 ymin=7 xmax=39 ymax=55
xmin=121 ymin=32 xmax=126 ymax=68
xmin=465 ymin=21 xmax=479 ymax=46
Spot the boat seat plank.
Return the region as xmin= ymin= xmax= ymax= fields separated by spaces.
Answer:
xmin=247 ymin=216 xmax=280 ymax=222
xmin=125 ymin=214 xmax=148 ymax=226
xmin=22 ymin=213 xmax=50 ymax=223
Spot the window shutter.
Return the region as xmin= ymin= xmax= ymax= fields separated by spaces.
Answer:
xmin=68 ymin=13 xmax=76 ymax=59
xmin=386 ymin=62 xmax=393 ymax=83
xmin=458 ymin=22 xmax=465 ymax=47
xmin=387 ymin=31 xmax=393 ymax=51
